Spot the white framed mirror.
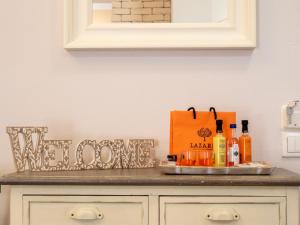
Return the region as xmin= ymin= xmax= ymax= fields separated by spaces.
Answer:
xmin=64 ymin=0 xmax=256 ymax=49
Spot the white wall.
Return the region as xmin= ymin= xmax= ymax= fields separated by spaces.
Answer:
xmin=0 ymin=0 xmax=300 ymax=224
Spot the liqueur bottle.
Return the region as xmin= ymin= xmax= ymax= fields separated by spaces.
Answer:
xmin=227 ymin=124 xmax=240 ymax=167
xmin=239 ymin=120 xmax=252 ymax=164
xmin=213 ymin=120 xmax=226 ymax=167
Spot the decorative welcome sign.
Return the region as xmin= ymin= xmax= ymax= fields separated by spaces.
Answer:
xmin=7 ymin=127 xmax=156 ymax=172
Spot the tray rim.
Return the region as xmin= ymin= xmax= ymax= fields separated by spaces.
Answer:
xmin=159 ymin=163 xmax=275 ymax=175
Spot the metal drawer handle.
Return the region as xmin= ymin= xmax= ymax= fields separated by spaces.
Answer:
xmin=205 ymin=208 xmax=240 ymax=222
xmin=69 ymin=207 xmax=104 ymax=220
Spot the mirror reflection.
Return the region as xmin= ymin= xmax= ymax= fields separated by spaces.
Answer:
xmin=93 ymin=0 xmax=227 ymax=24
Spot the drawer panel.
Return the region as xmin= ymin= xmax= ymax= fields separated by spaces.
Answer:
xmin=23 ymin=196 xmax=148 ymax=225
xmin=160 ymin=197 xmax=286 ymax=225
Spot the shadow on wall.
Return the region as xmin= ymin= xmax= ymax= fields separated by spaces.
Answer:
xmin=67 ymin=49 xmax=255 ymax=58
xmin=64 ymin=49 xmax=255 ymax=76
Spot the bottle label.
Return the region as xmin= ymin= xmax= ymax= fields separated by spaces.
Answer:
xmin=228 ymin=144 xmax=239 ymax=166
xmin=213 ymin=138 xmax=226 ymax=167
xmin=219 ymin=151 xmax=226 ymax=165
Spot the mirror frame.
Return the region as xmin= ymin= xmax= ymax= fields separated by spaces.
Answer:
xmin=64 ymin=0 xmax=256 ymax=49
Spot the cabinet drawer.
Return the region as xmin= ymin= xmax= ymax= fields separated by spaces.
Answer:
xmin=23 ymin=196 xmax=148 ymax=225
xmin=160 ymin=196 xmax=286 ymax=225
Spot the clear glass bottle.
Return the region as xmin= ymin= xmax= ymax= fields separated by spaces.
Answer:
xmin=227 ymin=124 xmax=240 ymax=167
xmin=213 ymin=120 xmax=226 ymax=167
xmin=239 ymin=120 xmax=252 ymax=164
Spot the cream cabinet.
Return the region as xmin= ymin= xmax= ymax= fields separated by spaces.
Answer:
xmin=23 ymin=196 xmax=148 ymax=225
xmin=1 ymin=168 xmax=300 ymax=225
xmin=9 ymin=185 xmax=299 ymax=225
xmin=160 ymin=197 xmax=286 ymax=225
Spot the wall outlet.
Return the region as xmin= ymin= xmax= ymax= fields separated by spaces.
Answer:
xmin=282 ymin=101 xmax=300 ymax=157
xmin=282 ymin=132 xmax=300 ymax=157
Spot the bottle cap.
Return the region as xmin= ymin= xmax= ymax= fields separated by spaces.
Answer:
xmin=167 ymin=155 xmax=177 ymax=162
xmin=230 ymin=124 xmax=237 ymax=129
xmin=242 ymin=120 xmax=249 ymax=133
xmin=216 ymin=120 xmax=223 ymax=132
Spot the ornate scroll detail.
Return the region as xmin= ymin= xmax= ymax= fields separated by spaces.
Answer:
xmin=119 ymin=139 xmax=155 ymax=168
xmin=74 ymin=140 xmax=99 ymax=170
xmin=7 ymin=127 xmax=47 ymax=172
xmin=97 ymin=140 xmax=122 ymax=169
xmin=41 ymin=140 xmax=72 ymax=171
xmin=7 ymin=127 xmax=156 ymax=172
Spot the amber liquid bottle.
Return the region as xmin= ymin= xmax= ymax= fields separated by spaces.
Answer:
xmin=227 ymin=124 xmax=239 ymax=167
xmin=239 ymin=120 xmax=252 ymax=164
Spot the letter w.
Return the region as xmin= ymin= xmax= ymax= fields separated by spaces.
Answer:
xmin=7 ymin=127 xmax=47 ymax=172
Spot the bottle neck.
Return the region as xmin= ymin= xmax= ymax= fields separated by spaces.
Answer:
xmin=231 ymin=128 xmax=237 ymax=138
xmin=216 ymin=130 xmax=223 ymax=135
xmin=242 ymin=131 xmax=249 ymax=136
xmin=242 ymin=126 xmax=248 ymax=134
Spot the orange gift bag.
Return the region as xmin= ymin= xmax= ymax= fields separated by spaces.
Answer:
xmin=170 ymin=107 xmax=236 ymax=164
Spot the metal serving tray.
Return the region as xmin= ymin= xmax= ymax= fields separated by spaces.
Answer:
xmin=160 ymin=163 xmax=275 ymax=175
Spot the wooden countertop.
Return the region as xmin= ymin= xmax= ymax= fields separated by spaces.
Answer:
xmin=1 ymin=168 xmax=300 ymax=186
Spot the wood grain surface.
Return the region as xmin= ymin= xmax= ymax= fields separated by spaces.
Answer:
xmin=1 ymin=168 xmax=300 ymax=186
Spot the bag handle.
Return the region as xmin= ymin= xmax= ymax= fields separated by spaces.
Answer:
xmin=187 ymin=107 xmax=197 ymax=120
xmin=209 ymin=107 xmax=217 ymax=120
xmin=187 ymin=106 xmax=217 ymax=120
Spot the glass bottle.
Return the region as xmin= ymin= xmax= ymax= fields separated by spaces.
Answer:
xmin=227 ymin=124 xmax=240 ymax=167
xmin=213 ymin=120 xmax=226 ymax=167
xmin=239 ymin=120 xmax=252 ymax=164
